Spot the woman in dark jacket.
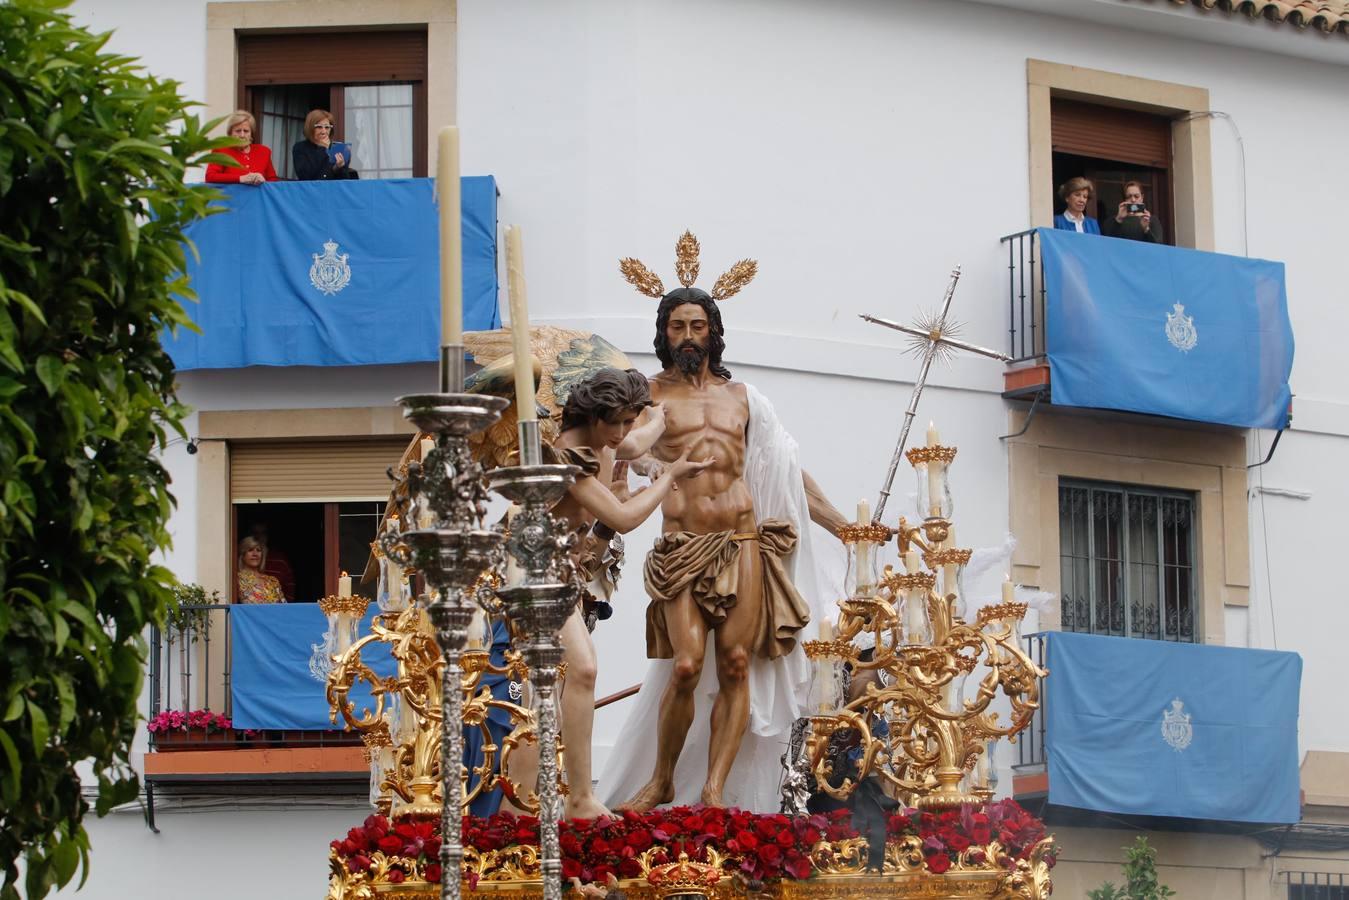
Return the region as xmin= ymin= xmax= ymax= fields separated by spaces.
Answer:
xmin=292 ymin=109 xmax=359 ymax=180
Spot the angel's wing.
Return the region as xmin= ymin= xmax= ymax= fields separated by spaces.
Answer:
xmin=463 ymin=326 xmax=633 ymax=420
xmin=549 ymin=333 xmax=634 ymax=410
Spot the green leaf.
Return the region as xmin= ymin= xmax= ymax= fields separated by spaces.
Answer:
xmin=49 ymin=836 xmax=79 ymax=887
xmin=27 ymin=700 xmax=49 ymax=755
xmin=0 ymin=728 xmax=21 ymax=799
xmin=34 ymin=355 xmax=65 ymax=396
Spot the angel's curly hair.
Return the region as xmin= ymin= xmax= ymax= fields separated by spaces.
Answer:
xmin=561 ymin=367 xmax=653 ymax=431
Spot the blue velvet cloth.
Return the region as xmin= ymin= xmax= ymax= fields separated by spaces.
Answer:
xmin=165 ymin=176 xmax=500 ymax=369
xmin=1039 ymin=227 xmax=1293 ymax=429
xmin=1043 ymin=632 xmax=1301 ymax=824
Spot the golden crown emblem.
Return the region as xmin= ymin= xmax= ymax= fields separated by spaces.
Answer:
xmin=639 ymin=848 xmax=727 ymax=899
xmin=619 ymin=230 xmax=757 ymax=301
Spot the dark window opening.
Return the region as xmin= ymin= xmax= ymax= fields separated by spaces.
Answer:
xmin=233 ymin=501 xmax=383 ymax=603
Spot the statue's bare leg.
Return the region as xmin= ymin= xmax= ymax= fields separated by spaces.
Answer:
xmin=558 ymin=608 xmax=610 ymax=821
xmin=620 ymin=589 xmax=708 ymax=811
xmin=702 ymin=541 xmax=763 ymax=807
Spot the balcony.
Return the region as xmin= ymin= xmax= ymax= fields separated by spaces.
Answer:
xmin=164 ymin=177 xmax=501 ymax=371
xmin=999 ymin=228 xmax=1293 ymax=431
xmin=1011 ymin=631 xmax=1302 ymax=833
xmin=144 ymin=603 xmax=371 ymax=824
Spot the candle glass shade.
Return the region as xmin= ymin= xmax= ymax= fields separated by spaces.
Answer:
xmin=986 ymin=738 xmax=1000 ymax=791
xmin=915 ymin=460 xmax=954 ymax=520
xmin=808 ymin=656 xmax=847 ymax=713
xmin=902 ymin=587 xmax=933 ymax=646
xmin=378 ymin=555 xmax=410 ymax=613
xmin=844 ymin=539 xmax=883 ymax=600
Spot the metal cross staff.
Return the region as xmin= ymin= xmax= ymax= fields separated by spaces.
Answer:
xmin=861 ymin=266 xmax=1011 ymax=521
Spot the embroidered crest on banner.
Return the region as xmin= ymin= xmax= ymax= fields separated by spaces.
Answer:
xmin=310 ymin=239 xmax=352 ymax=296
xmin=1161 ymin=697 xmax=1193 ymax=751
xmin=1165 ymin=303 xmax=1197 ymax=352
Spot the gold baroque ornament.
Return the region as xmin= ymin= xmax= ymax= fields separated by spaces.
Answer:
xmin=319 ymin=595 xmax=372 ymax=617
xmin=619 ymin=230 xmax=758 ymax=302
xmin=802 ymin=638 xmax=861 ymax=661
xmin=905 ymin=445 xmax=958 ymax=467
xmin=837 ymin=522 xmax=892 ymax=545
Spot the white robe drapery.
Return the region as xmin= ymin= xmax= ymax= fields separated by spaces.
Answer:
xmin=597 ymin=384 xmax=835 ymax=813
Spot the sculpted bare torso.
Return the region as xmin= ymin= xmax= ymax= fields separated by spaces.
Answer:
xmin=648 ymin=373 xmax=754 ymax=536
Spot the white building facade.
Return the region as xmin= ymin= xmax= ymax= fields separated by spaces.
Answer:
xmin=60 ymin=0 xmax=1349 ymax=897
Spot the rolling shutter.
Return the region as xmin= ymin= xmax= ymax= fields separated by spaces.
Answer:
xmin=230 ymin=439 xmax=410 ymax=503
xmin=237 ymin=31 xmax=427 ymax=86
xmin=1051 ymin=99 xmax=1172 ymax=168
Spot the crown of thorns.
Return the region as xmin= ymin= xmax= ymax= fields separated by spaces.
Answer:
xmin=618 ymin=230 xmax=757 ymax=301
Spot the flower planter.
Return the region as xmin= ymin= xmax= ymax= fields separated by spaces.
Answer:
xmin=151 ymin=729 xmax=237 ymax=752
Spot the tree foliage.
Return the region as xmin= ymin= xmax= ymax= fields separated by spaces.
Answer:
xmin=1087 ymin=836 xmax=1177 ymax=900
xmin=0 ymin=2 xmax=230 ymax=896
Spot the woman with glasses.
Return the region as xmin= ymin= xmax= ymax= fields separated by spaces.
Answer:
xmin=292 ymin=109 xmax=359 ymax=181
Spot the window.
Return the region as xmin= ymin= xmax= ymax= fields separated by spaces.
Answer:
xmin=1051 ymin=98 xmax=1174 ymax=245
xmin=1288 ymin=872 xmax=1349 ymax=899
xmin=1058 ymin=480 xmax=1196 ymax=641
xmin=228 ymin=437 xmax=408 ymax=602
xmin=237 ymin=30 xmax=428 ymax=178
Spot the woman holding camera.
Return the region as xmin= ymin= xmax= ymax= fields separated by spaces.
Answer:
xmin=1105 ymin=181 xmax=1161 ymax=243
xmin=1054 ymin=176 xmax=1100 ymax=235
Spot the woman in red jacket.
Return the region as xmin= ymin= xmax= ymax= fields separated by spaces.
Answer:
xmin=206 ymin=110 xmax=278 ymax=185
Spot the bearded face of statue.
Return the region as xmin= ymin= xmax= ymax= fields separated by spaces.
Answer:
xmin=653 ymin=289 xmax=731 ymax=380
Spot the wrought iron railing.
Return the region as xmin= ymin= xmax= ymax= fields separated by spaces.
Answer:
xmin=1000 ymin=228 xmax=1047 ymax=363
xmin=147 ymin=603 xmax=359 ymax=751
xmin=1013 ymin=634 xmax=1047 ymax=771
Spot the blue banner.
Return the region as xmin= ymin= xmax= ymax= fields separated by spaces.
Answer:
xmin=1044 ymin=632 xmax=1301 ymax=824
xmin=166 ymin=177 xmax=500 ymax=370
xmin=1039 ymin=228 xmax=1293 ymax=429
xmin=230 ymin=603 xmax=394 ymax=730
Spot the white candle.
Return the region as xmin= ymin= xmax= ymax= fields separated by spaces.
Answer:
xmin=926 ymin=422 xmax=943 ymax=516
xmin=387 ymin=560 xmax=404 ymax=607
xmin=419 ymin=437 xmax=434 ymax=460
xmin=504 ymin=226 xmax=537 ymax=424
xmin=338 ymin=571 xmax=352 ymax=599
xmin=1003 ymin=576 xmax=1016 ymax=605
xmin=467 ymin=608 xmax=487 ymax=651
xmin=854 ymin=498 xmax=873 ymax=595
xmin=818 ymin=618 xmax=834 ymax=641
xmin=436 ymin=127 xmax=463 ymax=346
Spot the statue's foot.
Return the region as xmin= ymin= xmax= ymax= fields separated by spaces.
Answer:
xmin=699 ymin=784 xmax=724 ymax=808
xmin=617 ymin=779 xmax=674 ymax=812
xmin=564 ymin=794 xmax=612 ymax=822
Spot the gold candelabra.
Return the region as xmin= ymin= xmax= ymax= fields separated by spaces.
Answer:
xmin=803 ymin=428 xmax=1046 ymax=810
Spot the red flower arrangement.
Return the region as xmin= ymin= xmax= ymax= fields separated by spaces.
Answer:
xmin=147 ymin=708 xmax=235 ymax=734
xmin=887 ymin=799 xmax=1055 ymax=874
xmin=330 ymin=799 xmax=1052 ymax=886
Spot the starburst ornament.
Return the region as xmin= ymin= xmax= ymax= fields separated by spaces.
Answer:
xmin=861 ymin=267 xmax=1010 ymax=520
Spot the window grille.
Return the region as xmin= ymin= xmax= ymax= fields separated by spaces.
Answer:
xmin=1058 ymin=480 xmax=1196 ymax=641
xmin=1288 ymin=871 xmax=1349 ymax=899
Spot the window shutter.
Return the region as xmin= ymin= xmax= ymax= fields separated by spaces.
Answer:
xmin=1051 ymin=99 xmax=1172 ymax=168
xmin=238 ymin=31 xmax=427 ymax=86
xmin=230 ymin=439 xmax=410 ymax=503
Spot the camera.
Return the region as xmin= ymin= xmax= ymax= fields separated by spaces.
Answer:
xmin=1126 ymin=202 xmax=1146 ymax=214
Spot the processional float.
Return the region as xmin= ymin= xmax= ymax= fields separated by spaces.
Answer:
xmin=324 ymin=128 xmax=1055 ymax=899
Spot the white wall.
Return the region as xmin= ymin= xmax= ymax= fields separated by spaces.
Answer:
xmin=56 ymin=0 xmax=1349 ymax=893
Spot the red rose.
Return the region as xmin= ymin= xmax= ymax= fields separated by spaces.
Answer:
xmin=618 ymin=857 xmax=642 ymax=879
xmin=735 ymin=830 xmax=759 ymax=851
xmin=946 ymin=834 xmax=971 ymax=853
xmin=560 ymin=833 xmax=582 ymax=857
xmin=756 ymin=844 xmax=783 ymax=866
xmin=800 ymin=827 xmax=822 ymax=845
xmin=703 ymin=822 xmax=726 ymax=841
xmin=626 ymin=829 xmax=653 ymax=852
xmin=971 ymin=823 xmax=992 ymax=844
xmin=786 ymin=856 xmax=813 ymax=880
xmin=349 ymin=855 xmax=372 ymax=873
xmin=424 ymin=863 xmax=442 ymax=883
xmin=775 ymin=830 xmax=795 ymax=848
xmin=378 ymin=835 xmax=403 ymax=854
xmin=387 ymin=868 xmax=405 ymax=884
xmin=927 ymin=854 xmax=951 ymax=874
xmin=756 ymin=818 xmax=778 ymax=838
xmin=562 ymin=858 xmax=582 ymax=879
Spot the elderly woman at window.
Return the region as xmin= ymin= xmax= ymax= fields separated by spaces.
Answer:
xmin=292 ymin=109 xmax=359 ymax=181
xmin=205 ymin=110 xmax=278 ymax=185
xmin=1054 ymin=176 xmax=1100 ymax=235
xmin=237 ymin=536 xmax=285 ymax=604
